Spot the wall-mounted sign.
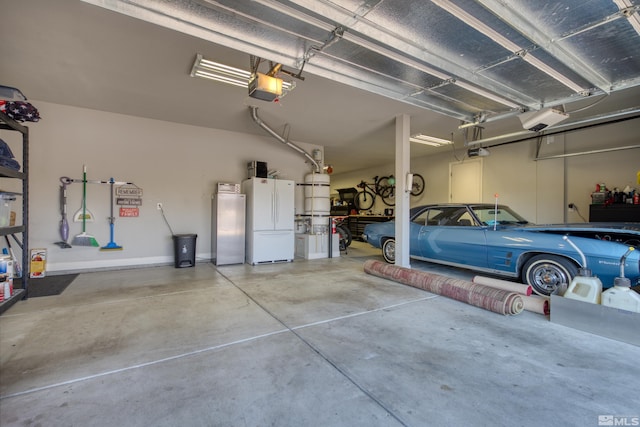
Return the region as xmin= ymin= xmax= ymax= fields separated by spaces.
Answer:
xmin=116 ymin=186 xmax=143 ymax=197
xmin=119 ymin=207 xmax=139 ymax=217
xmin=117 ymin=197 xmax=142 ymax=206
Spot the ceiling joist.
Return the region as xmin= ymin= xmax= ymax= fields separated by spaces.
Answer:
xmin=81 ymin=0 xmax=640 ymax=125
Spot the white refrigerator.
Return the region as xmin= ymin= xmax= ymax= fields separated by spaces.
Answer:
xmin=242 ymin=177 xmax=295 ymax=265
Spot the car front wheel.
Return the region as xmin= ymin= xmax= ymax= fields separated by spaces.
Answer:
xmin=382 ymin=238 xmax=395 ymax=263
xmin=523 ymin=254 xmax=578 ymax=296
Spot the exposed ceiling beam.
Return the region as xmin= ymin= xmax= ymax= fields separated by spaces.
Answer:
xmin=475 ymin=0 xmax=612 ymax=94
xmin=80 ymin=0 xmax=515 ymax=120
xmin=282 ymin=0 xmax=535 ymax=107
xmin=430 ymin=0 xmax=589 ymax=95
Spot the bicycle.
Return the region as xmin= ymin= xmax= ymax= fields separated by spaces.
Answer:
xmin=354 ymin=177 xmax=379 ymax=211
xmin=355 ymin=174 xmax=425 ymax=210
xmin=375 ymin=173 xmax=425 ymax=206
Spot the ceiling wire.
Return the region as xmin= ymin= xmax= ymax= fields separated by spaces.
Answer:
xmin=565 ymin=93 xmax=609 ymax=113
xmin=450 ymin=131 xmax=463 ymax=162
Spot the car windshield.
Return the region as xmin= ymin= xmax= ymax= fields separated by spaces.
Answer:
xmin=471 ymin=205 xmax=529 ymax=225
xmin=412 ymin=206 xmax=476 ymax=226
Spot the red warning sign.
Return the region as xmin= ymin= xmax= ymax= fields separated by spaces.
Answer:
xmin=119 ymin=207 xmax=139 ymax=217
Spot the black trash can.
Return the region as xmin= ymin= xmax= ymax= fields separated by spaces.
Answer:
xmin=172 ymin=234 xmax=197 ymax=268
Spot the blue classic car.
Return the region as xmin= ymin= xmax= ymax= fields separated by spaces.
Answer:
xmin=363 ymin=203 xmax=640 ymax=296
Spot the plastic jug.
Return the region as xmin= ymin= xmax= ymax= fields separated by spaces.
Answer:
xmin=601 ymin=247 xmax=640 ymax=313
xmin=563 ymin=267 xmax=602 ymax=304
xmin=562 ymin=236 xmax=602 ymax=304
xmin=602 ymin=283 xmax=640 ymax=313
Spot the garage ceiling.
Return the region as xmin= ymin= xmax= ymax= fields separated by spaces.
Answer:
xmin=2 ymin=0 xmax=639 ymax=173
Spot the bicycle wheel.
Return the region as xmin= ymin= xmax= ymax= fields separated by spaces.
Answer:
xmin=380 ymin=185 xmax=395 ymax=206
xmin=374 ymin=176 xmax=391 ymax=196
xmin=411 ymin=173 xmax=425 ymax=196
xmin=355 ymin=189 xmax=375 ymax=211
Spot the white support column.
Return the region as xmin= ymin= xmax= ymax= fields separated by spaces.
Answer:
xmin=395 ymin=114 xmax=411 ymax=268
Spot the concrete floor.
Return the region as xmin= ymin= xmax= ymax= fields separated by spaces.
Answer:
xmin=1 ymin=242 xmax=639 ymax=426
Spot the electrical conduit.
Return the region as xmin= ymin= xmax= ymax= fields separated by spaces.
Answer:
xmin=249 ymin=106 xmax=321 ymax=173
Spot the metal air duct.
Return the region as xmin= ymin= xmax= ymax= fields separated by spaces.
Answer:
xmin=249 ymin=106 xmax=321 ymax=173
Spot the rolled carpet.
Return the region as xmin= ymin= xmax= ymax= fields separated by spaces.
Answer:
xmin=363 ymin=260 xmax=524 ymax=315
xmin=472 ymin=275 xmax=533 ymax=296
xmin=521 ymin=294 xmax=550 ymax=315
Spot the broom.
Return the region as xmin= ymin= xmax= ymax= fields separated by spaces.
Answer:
xmin=72 ymin=165 xmax=99 ymax=247
xmin=100 ymin=178 xmax=123 ymax=251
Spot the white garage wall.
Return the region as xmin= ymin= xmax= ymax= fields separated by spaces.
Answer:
xmin=562 ymin=120 xmax=639 ymax=223
xmin=3 ymin=104 xmax=636 ymax=274
xmin=1 ymin=101 xmax=322 ymax=273
xmin=330 ymin=118 xmax=639 ymax=224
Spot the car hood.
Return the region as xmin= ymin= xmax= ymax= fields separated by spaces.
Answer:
xmin=517 ymin=223 xmax=640 ymax=233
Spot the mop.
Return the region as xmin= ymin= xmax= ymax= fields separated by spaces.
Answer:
xmin=72 ymin=166 xmax=95 ymax=223
xmin=72 ymin=166 xmax=100 ymax=247
xmin=100 ymin=178 xmax=123 ymax=251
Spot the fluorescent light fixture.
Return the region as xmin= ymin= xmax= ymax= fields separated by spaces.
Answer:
xmin=190 ymin=54 xmax=251 ymax=87
xmin=430 ymin=0 xmax=586 ymax=94
xmin=410 ymin=134 xmax=453 ymax=147
xmin=190 ymin=54 xmax=294 ymax=93
xmin=613 ymin=0 xmax=640 ymax=36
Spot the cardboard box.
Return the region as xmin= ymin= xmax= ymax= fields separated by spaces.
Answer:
xmin=30 ymin=248 xmax=46 ymax=278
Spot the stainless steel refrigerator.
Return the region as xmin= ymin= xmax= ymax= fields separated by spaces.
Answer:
xmin=211 ymin=188 xmax=246 ymax=265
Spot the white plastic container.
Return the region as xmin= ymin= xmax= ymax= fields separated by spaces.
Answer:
xmin=563 ymin=268 xmax=602 ymax=304
xmin=304 ymin=173 xmax=331 ymax=234
xmin=602 ymin=278 xmax=640 ymax=313
xmin=0 ymin=193 xmax=16 ymax=227
xmin=562 ymin=236 xmax=602 ymax=304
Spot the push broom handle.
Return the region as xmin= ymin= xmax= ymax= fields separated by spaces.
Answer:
xmin=109 ymin=178 xmax=115 ymax=223
xmin=82 ymin=165 xmax=87 ymax=233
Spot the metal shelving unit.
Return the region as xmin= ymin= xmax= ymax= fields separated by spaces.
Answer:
xmin=0 ymin=111 xmax=29 ymax=314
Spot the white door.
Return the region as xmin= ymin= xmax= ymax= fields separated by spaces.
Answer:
xmin=253 ymin=178 xmax=275 ymax=231
xmin=274 ymin=179 xmax=295 ymax=231
xmin=449 ymin=159 xmax=482 ymax=202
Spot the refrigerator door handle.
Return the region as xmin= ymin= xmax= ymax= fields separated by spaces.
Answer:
xmin=274 ymin=189 xmax=279 ymax=225
xmin=272 ymin=191 xmax=276 ymax=225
